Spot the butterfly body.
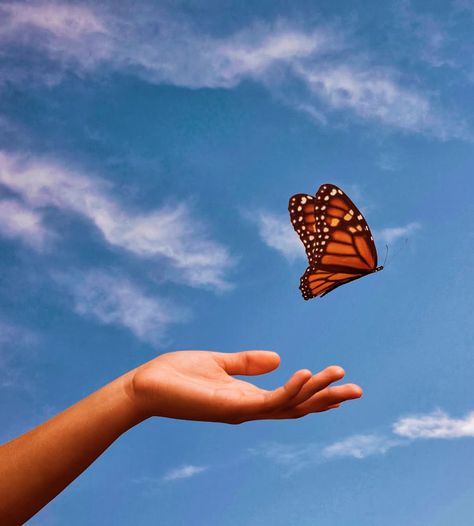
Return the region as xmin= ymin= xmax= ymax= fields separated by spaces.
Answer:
xmin=289 ymin=184 xmax=382 ymax=300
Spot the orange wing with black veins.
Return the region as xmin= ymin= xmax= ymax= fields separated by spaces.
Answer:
xmin=289 ymin=183 xmax=382 ymax=300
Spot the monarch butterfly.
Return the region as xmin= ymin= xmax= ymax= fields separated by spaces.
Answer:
xmin=289 ymin=183 xmax=383 ymax=300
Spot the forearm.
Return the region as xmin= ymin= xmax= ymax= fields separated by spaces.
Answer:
xmin=0 ymin=372 xmax=143 ymax=525
xmin=0 ymin=349 xmax=362 ymax=524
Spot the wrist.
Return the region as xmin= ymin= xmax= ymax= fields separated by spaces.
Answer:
xmin=106 ymin=371 xmax=150 ymax=431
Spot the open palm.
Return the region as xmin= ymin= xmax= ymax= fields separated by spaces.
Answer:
xmin=130 ymin=350 xmax=362 ymax=424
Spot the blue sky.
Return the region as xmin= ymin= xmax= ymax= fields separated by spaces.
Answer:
xmin=1 ymin=0 xmax=474 ymax=524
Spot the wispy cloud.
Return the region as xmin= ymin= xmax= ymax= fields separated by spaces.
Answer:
xmin=252 ymin=408 xmax=474 ymax=473
xmin=55 ymin=270 xmax=187 ymax=345
xmin=293 ymin=64 xmax=456 ymax=136
xmin=133 ymin=409 xmax=474 ymax=480
xmin=0 ymin=198 xmax=53 ymax=250
xmin=131 ymin=464 xmax=208 ymax=494
xmin=376 ymin=222 xmax=421 ymax=244
xmin=393 ymin=0 xmax=456 ymax=69
xmin=322 ymin=433 xmax=402 ymax=459
xmin=393 ymin=409 xmax=474 ymax=439
xmin=249 ymin=441 xmax=320 ymax=471
xmin=0 ymin=152 xmax=233 ymax=290
xmin=1 ymin=3 xmax=106 ymax=39
xmin=162 ymin=464 xmax=207 ymax=482
xmin=0 ymin=2 xmax=467 ymax=138
xmin=254 ymin=211 xmax=305 ymax=260
xmin=0 ymin=3 xmax=109 ymax=74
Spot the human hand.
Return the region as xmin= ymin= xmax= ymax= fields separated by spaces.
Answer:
xmin=0 ymin=349 xmax=362 ymax=524
xmin=128 ymin=350 xmax=362 ymax=424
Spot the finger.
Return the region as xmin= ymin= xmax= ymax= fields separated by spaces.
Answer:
xmin=294 ymin=384 xmax=363 ymax=414
xmin=282 ymin=366 xmax=345 ymax=408
xmin=279 ymin=402 xmax=342 ymax=419
xmin=215 ymin=350 xmax=281 ymax=376
xmin=262 ymin=369 xmax=313 ymax=410
xmin=266 ymin=385 xmax=361 ymax=420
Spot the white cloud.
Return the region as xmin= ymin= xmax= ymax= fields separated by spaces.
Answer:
xmin=255 ymin=211 xmax=305 ymax=260
xmin=394 ymin=0 xmax=456 ymax=69
xmin=0 ymin=152 xmax=233 ymax=290
xmin=0 ymin=198 xmax=52 ymax=250
xmin=1 ymin=3 xmax=106 ymax=39
xmin=211 ymin=26 xmax=328 ymax=86
xmin=249 ymin=435 xmax=402 ymax=475
xmin=253 ymin=408 xmax=474 ymax=473
xmin=0 ymin=2 xmax=466 ymax=138
xmin=0 ymin=4 xmax=325 ymax=87
xmin=322 ymin=433 xmax=402 ymax=459
xmin=162 ymin=464 xmax=207 ymax=482
xmin=250 ymin=434 xmax=402 ymax=472
xmin=294 ymin=64 xmax=441 ymax=134
xmin=393 ymin=410 xmax=474 ymax=439
xmin=0 ymin=2 xmax=110 ymax=75
xmin=249 ymin=441 xmax=320 ymax=469
xmin=376 ymin=222 xmax=421 ymax=244
xmin=56 ymin=270 xmax=186 ymax=344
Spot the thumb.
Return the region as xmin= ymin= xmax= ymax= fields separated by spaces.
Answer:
xmin=215 ymin=350 xmax=281 ymax=376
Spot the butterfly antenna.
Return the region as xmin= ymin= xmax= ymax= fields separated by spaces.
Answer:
xmin=384 ymin=238 xmax=410 ymax=268
xmin=383 ymin=244 xmax=389 ymax=267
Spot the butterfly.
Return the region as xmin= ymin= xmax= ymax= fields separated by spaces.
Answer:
xmin=288 ymin=183 xmax=383 ymax=300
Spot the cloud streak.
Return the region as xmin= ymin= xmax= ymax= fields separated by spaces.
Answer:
xmin=55 ymin=270 xmax=186 ymax=345
xmin=376 ymin=222 xmax=421 ymax=244
xmin=254 ymin=211 xmax=305 ymax=260
xmin=252 ymin=408 xmax=474 ymax=473
xmin=135 ymin=409 xmax=474 ymax=480
xmin=0 ymin=198 xmax=53 ymax=250
xmin=321 ymin=433 xmax=402 ymax=460
xmin=162 ymin=464 xmax=207 ymax=482
xmin=0 ymin=2 xmax=467 ymax=138
xmin=1 ymin=2 xmax=106 ymax=39
xmin=294 ymin=64 xmax=447 ymax=135
xmin=393 ymin=409 xmax=474 ymax=439
xmin=0 ymin=152 xmax=233 ymax=290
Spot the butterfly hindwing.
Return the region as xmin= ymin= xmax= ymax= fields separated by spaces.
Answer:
xmin=299 ymin=267 xmax=363 ymax=300
xmin=289 ymin=183 xmax=382 ymax=300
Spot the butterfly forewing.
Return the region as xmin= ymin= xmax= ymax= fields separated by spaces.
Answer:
xmin=289 ymin=183 xmax=381 ymax=299
xmin=288 ymin=193 xmax=320 ymax=261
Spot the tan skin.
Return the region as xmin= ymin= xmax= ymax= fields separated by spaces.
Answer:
xmin=0 ymin=350 xmax=362 ymax=525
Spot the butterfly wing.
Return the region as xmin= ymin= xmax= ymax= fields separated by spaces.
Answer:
xmin=288 ymin=193 xmax=320 ymax=262
xmin=289 ymin=183 xmax=381 ymax=300
xmin=299 ymin=267 xmax=364 ymax=300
